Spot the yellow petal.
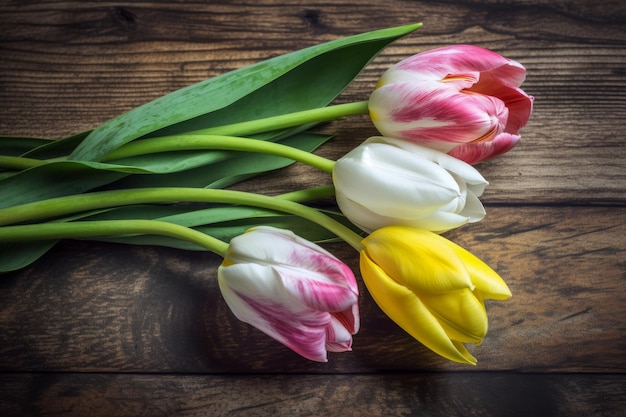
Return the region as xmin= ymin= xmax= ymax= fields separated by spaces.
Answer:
xmin=362 ymin=226 xmax=474 ymax=294
xmin=360 ymin=251 xmax=477 ymax=365
xmin=419 ymin=289 xmax=488 ymax=344
xmin=448 ymin=242 xmax=512 ymax=300
xmin=451 ymin=340 xmax=477 ymax=364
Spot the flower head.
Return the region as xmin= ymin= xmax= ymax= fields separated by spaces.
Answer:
xmin=368 ymin=45 xmax=534 ymax=164
xmin=359 ymin=226 xmax=511 ymax=364
xmin=333 ymin=136 xmax=488 ymax=233
xmin=218 ymin=226 xmax=359 ymax=362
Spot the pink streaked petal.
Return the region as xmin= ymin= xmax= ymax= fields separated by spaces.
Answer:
xmin=397 ymin=45 xmax=518 ymax=82
xmin=483 ymin=57 xmax=527 ymax=87
xmin=236 ymin=290 xmax=332 ymax=362
xmin=332 ymin=302 xmax=360 ymax=335
xmin=503 ymin=91 xmax=533 ymax=133
xmin=440 ymin=71 xmax=481 ymax=90
xmin=376 ymin=84 xmax=506 ymax=143
xmin=469 ymin=73 xmax=534 ymax=133
xmin=277 ymin=267 xmax=358 ymax=313
xmin=228 ymin=227 xmax=342 ymax=271
xmin=449 ymin=133 xmax=521 ymax=164
xmin=325 ymin=315 xmax=354 ymax=352
xmin=228 ymin=226 xmax=358 ymax=291
xmin=287 ymin=248 xmax=358 ymax=291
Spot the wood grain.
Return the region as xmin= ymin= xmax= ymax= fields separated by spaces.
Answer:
xmin=1 ymin=0 xmax=625 ymax=416
xmin=1 ymin=207 xmax=623 ymax=373
xmin=1 ymin=372 xmax=624 ymax=417
xmin=1 ymin=1 xmax=625 ymax=203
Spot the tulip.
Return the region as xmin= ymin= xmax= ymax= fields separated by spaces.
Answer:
xmin=359 ymin=226 xmax=511 ymax=365
xmin=333 ymin=136 xmax=488 ymax=234
xmin=368 ymin=44 xmax=534 ymax=164
xmin=218 ymin=226 xmax=359 ymax=362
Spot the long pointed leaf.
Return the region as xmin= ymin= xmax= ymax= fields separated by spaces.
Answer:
xmin=22 ymin=131 xmax=92 ymax=159
xmin=69 ymin=23 xmax=421 ymax=161
xmin=0 ymin=241 xmax=58 ymax=273
xmin=0 ymin=137 xmax=55 ymax=157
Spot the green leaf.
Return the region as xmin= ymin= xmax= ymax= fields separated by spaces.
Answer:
xmin=22 ymin=131 xmax=91 ymax=159
xmin=0 ymin=162 xmax=130 ymax=209
xmin=69 ymin=23 xmax=421 ymax=161
xmin=0 ymin=136 xmax=55 ymax=157
xmin=0 ymin=241 xmax=58 ymax=273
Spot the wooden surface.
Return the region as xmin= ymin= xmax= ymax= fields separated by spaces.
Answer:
xmin=1 ymin=0 xmax=625 ymax=416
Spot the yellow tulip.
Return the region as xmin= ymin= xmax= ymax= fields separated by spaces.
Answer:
xmin=359 ymin=226 xmax=511 ymax=365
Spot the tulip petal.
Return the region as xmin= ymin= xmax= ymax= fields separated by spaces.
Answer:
xmin=218 ymin=226 xmax=360 ymax=362
xmin=395 ymin=45 xmax=526 ymax=87
xmin=469 ymin=74 xmax=534 ymax=134
xmin=369 ymin=45 xmax=531 ymax=164
xmin=218 ymin=262 xmax=331 ymax=362
xmin=333 ymin=137 xmax=490 ymax=233
xmin=332 ymin=300 xmax=360 ymax=335
xmin=367 ymin=137 xmax=489 ymax=193
xmin=447 ymin=242 xmax=512 ymax=300
xmin=362 ymin=226 xmax=474 ymax=293
xmin=227 ymin=226 xmax=358 ymax=312
xmin=325 ymin=314 xmax=355 ymax=352
xmin=458 ymin=188 xmax=487 ymax=223
xmin=419 ymin=289 xmax=488 ymax=344
xmin=448 ymin=133 xmax=521 ymax=165
xmin=415 ymin=210 xmax=473 ymax=233
xmin=360 ymin=252 xmax=477 ymax=365
xmin=334 ymin=143 xmax=463 ymax=217
xmin=370 ymin=81 xmax=503 ymax=144
xmin=227 ymin=226 xmax=333 ymax=266
xmin=280 ymin=268 xmax=358 ymax=312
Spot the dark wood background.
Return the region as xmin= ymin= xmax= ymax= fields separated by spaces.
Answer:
xmin=1 ymin=0 xmax=625 ymax=415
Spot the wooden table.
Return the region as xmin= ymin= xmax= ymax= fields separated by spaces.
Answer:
xmin=1 ymin=1 xmax=624 ymax=415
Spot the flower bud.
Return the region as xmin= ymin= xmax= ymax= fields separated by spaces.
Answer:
xmin=218 ymin=226 xmax=359 ymax=362
xmin=359 ymin=226 xmax=511 ymax=364
xmin=368 ymin=45 xmax=534 ymax=164
xmin=333 ymin=136 xmax=488 ymax=233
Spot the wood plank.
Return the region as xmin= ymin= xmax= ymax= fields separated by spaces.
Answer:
xmin=0 ymin=0 xmax=625 ymax=414
xmin=1 ymin=1 xmax=625 ymax=203
xmin=1 ymin=206 xmax=624 ymax=373
xmin=1 ymin=372 xmax=624 ymax=417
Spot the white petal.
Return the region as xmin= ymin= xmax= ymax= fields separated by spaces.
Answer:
xmin=374 ymin=136 xmax=489 ymax=192
xmin=334 ymin=143 xmax=460 ymax=217
xmin=460 ymin=191 xmax=487 ymax=223
xmin=218 ymin=263 xmax=331 ymax=362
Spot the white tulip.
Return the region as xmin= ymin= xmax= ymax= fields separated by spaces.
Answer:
xmin=332 ymin=136 xmax=488 ymax=233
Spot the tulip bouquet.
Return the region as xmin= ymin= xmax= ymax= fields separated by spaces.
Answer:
xmin=0 ymin=23 xmax=533 ymax=365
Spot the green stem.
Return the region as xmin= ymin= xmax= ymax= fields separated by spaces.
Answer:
xmin=190 ymin=101 xmax=370 ymax=137
xmin=0 ymin=219 xmax=229 ymax=257
xmin=2 ymin=102 xmax=368 ymax=168
xmin=278 ymin=184 xmax=335 ymax=202
xmin=0 ymin=155 xmax=47 ymax=170
xmin=0 ymin=187 xmax=364 ymax=251
xmin=102 ymin=135 xmax=336 ymax=173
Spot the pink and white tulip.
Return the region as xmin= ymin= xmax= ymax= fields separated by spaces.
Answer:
xmin=333 ymin=136 xmax=488 ymax=233
xmin=218 ymin=226 xmax=359 ymax=362
xmin=368 ymin=45 xmax=534 ymax=164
